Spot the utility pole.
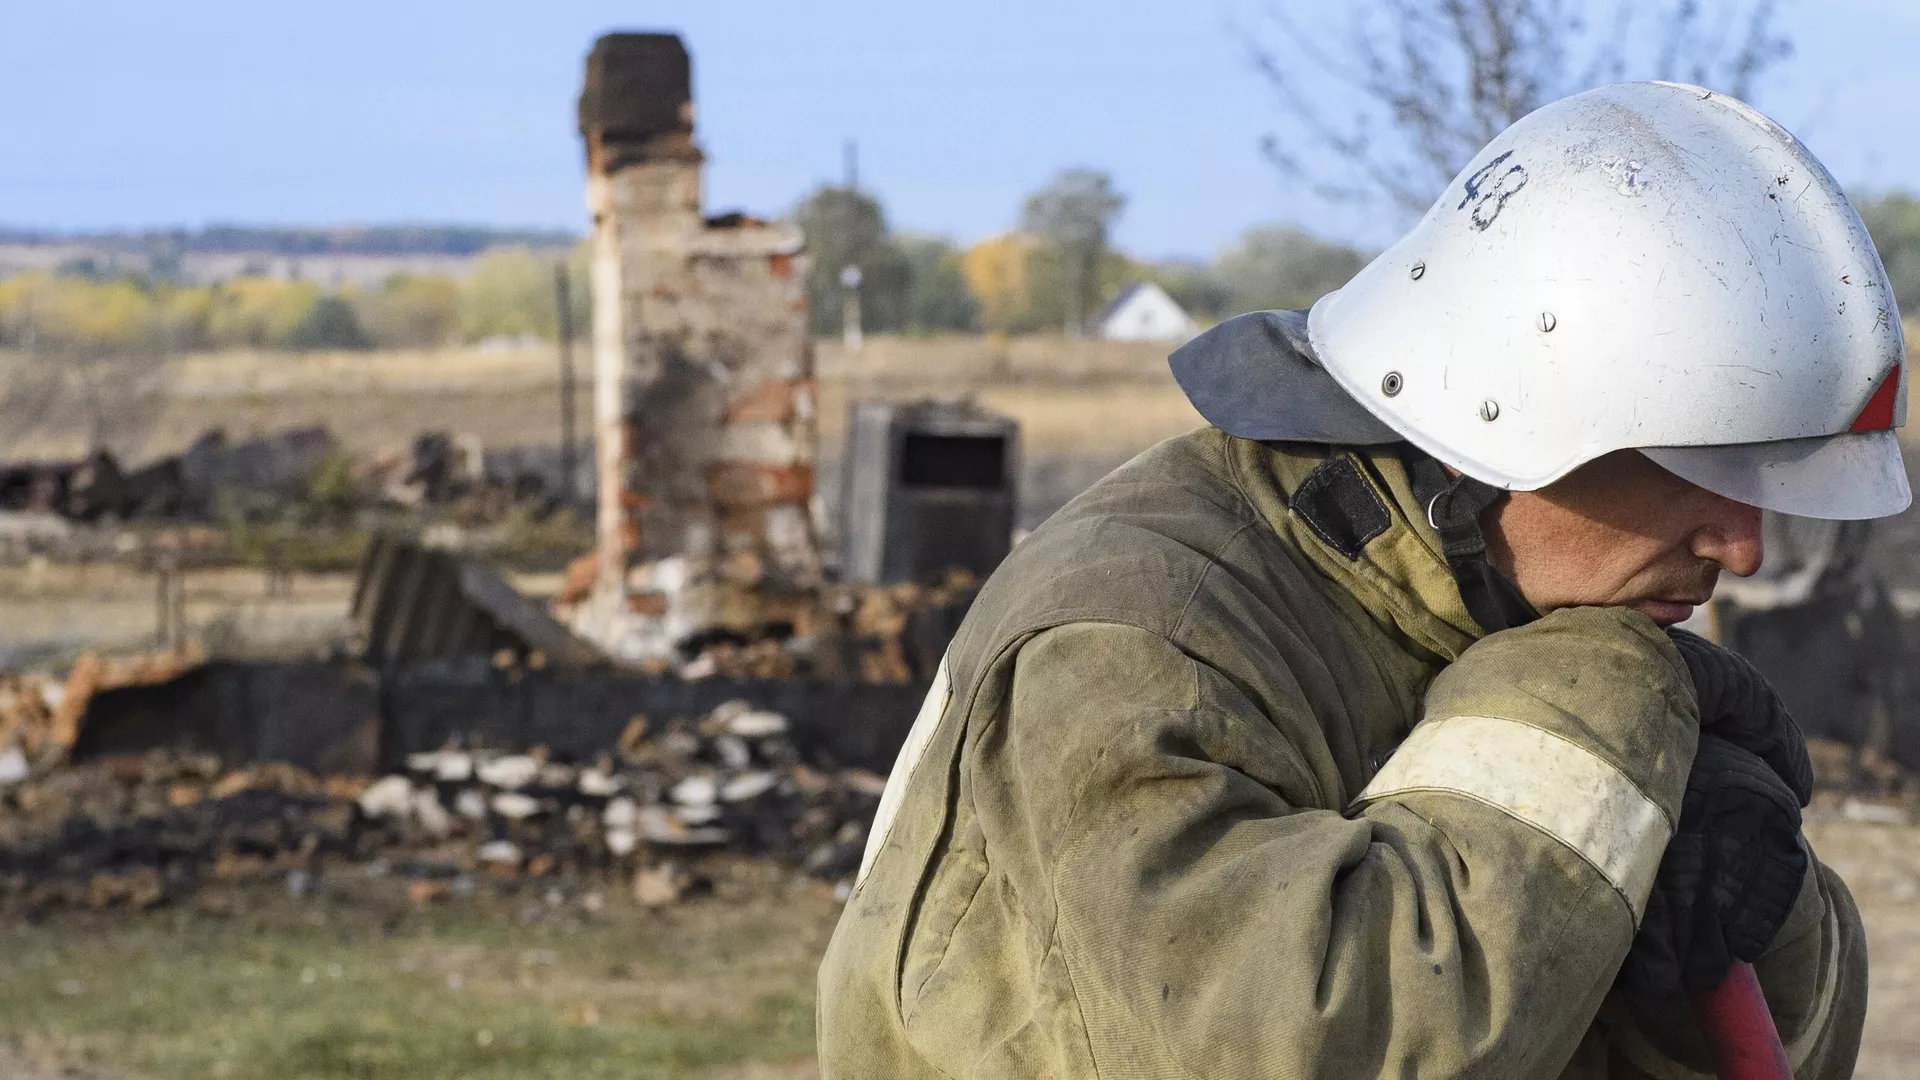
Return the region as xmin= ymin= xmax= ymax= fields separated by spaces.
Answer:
xmin=554 ymin=263 xmax=577 ymax=505
xmin=1066 ymin=253 xmax=1084 ymax=339
xmin=840 ymin=264 xmax=864 ymax=354
xmin=841 ymin=141 xmax=864 ymax=353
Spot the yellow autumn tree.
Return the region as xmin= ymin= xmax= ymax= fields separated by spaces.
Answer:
xmin=960 ymin=233 xmax=1040 ymax=334
xmin=204 ymin=278 xmax=322 ymax=348
xmin=0 ymin=273 xmax=207 ymax=350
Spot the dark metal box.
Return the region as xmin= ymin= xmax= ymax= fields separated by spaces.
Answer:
xmin=840 ymin=400 xmax=1020 ymax=585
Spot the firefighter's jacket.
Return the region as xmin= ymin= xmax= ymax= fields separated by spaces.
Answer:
xmin=817 ymin=430 xmax=1865 ymax=1079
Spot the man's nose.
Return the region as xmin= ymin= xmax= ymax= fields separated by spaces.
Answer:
xmin=1691 ymin=497 xmax=1764 ymax=577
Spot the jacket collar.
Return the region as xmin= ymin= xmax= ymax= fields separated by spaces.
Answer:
xmin=1224 ymin=436 xmax=1484 ymax=664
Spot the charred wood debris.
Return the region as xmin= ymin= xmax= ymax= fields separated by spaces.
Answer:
xmin=0 ymin=424 xmax=581 ymax=540
xmin=0 ymin=658 xmax=898 ymax=913
xmin=0 ymin=529 xmax=977 ymax=912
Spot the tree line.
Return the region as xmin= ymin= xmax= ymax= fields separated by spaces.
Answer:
xmin=806 ymin=173 xmax=1920 ymax=337
xmin=12 ymin=185 xmax=1920 ymax=355
xmin=0 ymin=224 xmax=577 ymax=257
xmin=0 ymin=246 xmax=589 ymax=354
xmin=796 ymin=168 xmax=1369 ymax=338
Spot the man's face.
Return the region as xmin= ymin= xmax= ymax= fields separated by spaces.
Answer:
xmin=1482 ymin=449 xmax=1763 ymax=627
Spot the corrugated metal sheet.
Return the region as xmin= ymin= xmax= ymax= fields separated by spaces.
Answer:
xmin=351 ymin=533 xmax=605 ymax=668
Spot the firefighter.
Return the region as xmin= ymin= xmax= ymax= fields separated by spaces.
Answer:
xmin=819 ymin=81 xmax=1899 ymax=1078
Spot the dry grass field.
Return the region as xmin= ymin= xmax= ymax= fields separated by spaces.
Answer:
xmin=0 ymin=336 xmax=1201 ymax=465
xmin=5 ymin=820 xmax=1920 ymax=1079
xmin=0 ymin=865 xmax=838 ymax=1080
xmin=0 ymin=336 xmax=1204 ymax=531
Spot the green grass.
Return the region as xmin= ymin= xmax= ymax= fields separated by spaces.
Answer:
xmin=0 ymin=877 xmax=836 ymax=1079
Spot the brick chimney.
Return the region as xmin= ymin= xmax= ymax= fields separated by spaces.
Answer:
xmin=574 ymin=32 xmax=820 ymax=663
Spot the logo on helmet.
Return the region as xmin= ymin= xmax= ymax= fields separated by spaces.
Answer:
xmin=1458 ymin=150 xmax=1530 ymax=231
xmin=1849 ymin=366 xmax=1903 ymax=433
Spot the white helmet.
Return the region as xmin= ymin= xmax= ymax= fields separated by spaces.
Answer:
xmin=1175 ymin=81 xmax=1909 ymax=520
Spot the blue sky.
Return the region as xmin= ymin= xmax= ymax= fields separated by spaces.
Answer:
xmin=3 ymin=1 xmax=1918 ymax=258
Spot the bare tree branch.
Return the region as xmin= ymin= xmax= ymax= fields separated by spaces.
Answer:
xmin=1249 ymin=0 xmax=1793 ymax=225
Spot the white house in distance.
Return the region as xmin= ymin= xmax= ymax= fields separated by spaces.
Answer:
xmin=1096 ymin=281 xmax=1199 ymax=342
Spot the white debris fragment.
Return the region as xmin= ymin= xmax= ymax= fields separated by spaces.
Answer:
xmin=605 ymin=828 xmax=638 ymax=857
xmin=660 ymin=730 xmax=701 ymax=758
xmin=477 ymin=840 xmax=523 ymax=865
xmin=633 ymin=804 xmax=729 ymax=845
xmin=720 ymin=771 xmax=778 ymax=803
xmin=602 ymin=797 xmax=639 ymax=829
xmin=577 ymin=768 xmax=621 ymax=797
xmin=677 ymin=803 xmax=722 ymax=826
xmin=0 ymin=746 xmax=29 ymax=785
xmin=714 ymin=735 xmax=752 ymax=770
xmin=434 ymin=752 xmax=474 ymax=783
xmin=476 ymin=755 xmax=540 ymax=791
xmin=726 ymin=710 xmax=789 ymax=738
xmin=671 ymin=774 xmax=718 ymax=809
xmin=455 ymin=789 xmax=490 ymax=820
xmin=357 ymin=775 xmax=414 ymax=819
xmin=491 ymin=792 xmax=541 ymax=820
xmin=1842 ymin=797 xmax=1909 ymax=826
xmin=840 ymin=769 xmax=888 ymax=798
xmin=411 ymin=790 xmax=453 ymax=838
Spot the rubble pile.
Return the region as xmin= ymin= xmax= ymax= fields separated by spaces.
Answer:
xmin=0 ymin=647 xmax=207 ymax=777
xmin=358 ymin=699 xmax=884 ymax=880
xmin=643 ymin=569 xmax=982 ymax=684
xmin=825 ymin=569 xmax=980 ymax=684
xmin=0 ymin=698 xmax=885 ymax=910
xmin=0 ymin=424 xmax=579 ymax=531
xmin=0 ymin=755 xmax=358 ymax=908
xmin=0 ymin=672 xmax=64 ymax=778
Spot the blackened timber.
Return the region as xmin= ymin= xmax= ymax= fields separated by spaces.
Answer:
xmin=68 ymin=659 xmax=928 ymax=777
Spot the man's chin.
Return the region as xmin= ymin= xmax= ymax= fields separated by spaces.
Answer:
xmin=1630 ymin=599 xmax=1699 ymax=627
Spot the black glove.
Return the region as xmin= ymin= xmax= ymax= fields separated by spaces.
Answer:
xmin=1618 ymin=734 xmax=1809 ymax=998
xmin=1667 ymin=629 xmax=1813 ymax=806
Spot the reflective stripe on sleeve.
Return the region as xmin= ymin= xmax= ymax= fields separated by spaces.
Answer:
xmin=1782 ymin=900 xmax=1843 ymax=1070
xmin=1354 ymin=714 xmax=1674 ymax=921
xmin=854 ymin=656 xmax=952 ymax=890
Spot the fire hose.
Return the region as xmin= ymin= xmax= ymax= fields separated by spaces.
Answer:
xmin=1690 ymin=961 xmax=1792 ymax=1080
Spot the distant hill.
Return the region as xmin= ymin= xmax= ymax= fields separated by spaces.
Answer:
xmin=0 ymin=224 xmax=578 ymax=257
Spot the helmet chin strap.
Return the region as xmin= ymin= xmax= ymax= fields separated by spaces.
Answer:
xmin=1404 ymin=449 xmax=1539 ymax=635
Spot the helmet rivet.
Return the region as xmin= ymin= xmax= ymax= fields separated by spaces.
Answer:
xmin=1479 ymin=399 xmax=1501 ymax=422
xmin=1381 ymin=371 xmax=1403 ymax=396
xmin=1537 ymin=311 xmax=1557 ymax=333
xmin=1409 ymin=261 xmax=1426 ymax=280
